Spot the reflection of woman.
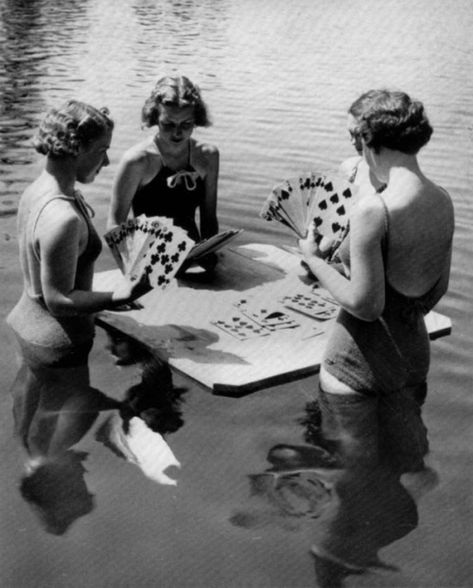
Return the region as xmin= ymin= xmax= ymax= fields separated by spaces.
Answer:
xmin=108 ymin=75 xmax=219 ymax=268
xmin=300 ymin=89 xmax=454 ymax=467
xmin=19 ymin=450 xmax=95 ymax=536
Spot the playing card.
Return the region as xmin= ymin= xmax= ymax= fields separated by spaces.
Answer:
xmin=234 ymin=299 xmax=300 ymax=331
xmin=211 ymin=316 xmax=271 ymax=341
xmin=280 ymin=291 xmax=338 ymax=320
xmin=104 ymin=216 xmax=194 ymax=290
xmin=260 ymin=171 xmax=358 ymax=241
xmin=130 ymin=224 xmax=193 ymax=288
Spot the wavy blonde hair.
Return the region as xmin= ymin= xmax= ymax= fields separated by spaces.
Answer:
xmin=33 ymin=100 xmax=113 ymax=158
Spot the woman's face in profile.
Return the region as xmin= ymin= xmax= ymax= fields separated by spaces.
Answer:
xmin=76 ymin=128 xmax=112 ymax=184
xmin=347 ymin=114 xmax=363 ymax=155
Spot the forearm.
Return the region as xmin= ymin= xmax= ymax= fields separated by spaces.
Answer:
xmin=200 ymin=216 xmax=219 ymax=239
xmin=304 ymin=256 xmax=352 ymax=306
xmin=44 ymin=288 xmax=125 ymax=316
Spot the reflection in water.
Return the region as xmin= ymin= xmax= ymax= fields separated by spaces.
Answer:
xmin=96 ymin=339 xmax=187 ymax=486
xmin=10 ymin=357 xmax=118 ymax=535
xmin=230 ymin=443 xmax=339 ymax=532
xmin=302 ymin=389 xmax=438 ymax=587
xmin=11 ymin=333 xmax=185 ymax=534
xmin=232 ymin=387 xmax=438 ymax=586
xmin=19 ymin=450 xmax=94 ymax=536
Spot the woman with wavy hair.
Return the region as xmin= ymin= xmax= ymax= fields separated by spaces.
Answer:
xmin=108 ymin=75 xmax=219 ymax=270
xmin=7 ymin=100 xmax=149 ymax=470
xmin=299 ymin=89 xmax=454 ymax=470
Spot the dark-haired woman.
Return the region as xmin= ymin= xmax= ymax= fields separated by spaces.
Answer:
xmin=7 ymin=100 xmax=149 ymax=470
xmin=300 ymin=89 xmax=454 ymax=470
xmin=108 ymin=76 xmax=219 ymax=260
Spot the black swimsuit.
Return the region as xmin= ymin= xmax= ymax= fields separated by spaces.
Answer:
xmin=132 ymin=143 xmax=205 ymax=241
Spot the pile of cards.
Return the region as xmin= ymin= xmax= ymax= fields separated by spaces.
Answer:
xmin=104 ymin=215 xmax=194 ymax=289
xmin=186 ymin=229 xmax=244 ymax=262
xmin=279 ymin=289 xmax=339 ymax=320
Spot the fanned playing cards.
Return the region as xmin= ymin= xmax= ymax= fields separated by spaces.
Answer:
xmin=104 ymin=215 xmax=194 ymax=289
xmin=260 ymin=171 xmax=358 ymax=240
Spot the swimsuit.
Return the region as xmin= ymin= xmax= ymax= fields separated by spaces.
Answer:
xmin=323 ymin=195 xmax=439 ymax=396
xmin=7 ymin=191 xmax=102 ymax=366
xmin=132 ymin=142 xmax=205 ymax=241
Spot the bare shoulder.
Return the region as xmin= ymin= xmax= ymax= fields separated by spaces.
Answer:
xmin=36 ymin=197 xmax=84 ymax=239
xmin=192 ymin=138 xmax=219 ymax=169
xmin=350 ymin=194 xmax=386 ymax=238
xmin=120 ymin=137 xmax=158 ymax=171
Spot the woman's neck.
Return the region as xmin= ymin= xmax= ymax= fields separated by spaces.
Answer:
xmin=44 ymin=157 xmax=77 ymax=196
xmin=154 ymin=135 xmax=190 ymax=165
xmin=376 ymin=149 xmax=423 ymax=186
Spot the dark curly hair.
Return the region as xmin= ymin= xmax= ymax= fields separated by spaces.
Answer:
xmin=33 ymin=100 xmax=114 ymax=159
xmin=141 ymin=75 xmax=211 ymax=128
xmin=356 ymin=89 xmax=433 ymax=155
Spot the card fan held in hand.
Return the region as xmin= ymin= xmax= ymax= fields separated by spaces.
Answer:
xmin=104 ymin=215 xmax=194 ymax=289
xmin=260 ymin=171 xmax=358 ymax=240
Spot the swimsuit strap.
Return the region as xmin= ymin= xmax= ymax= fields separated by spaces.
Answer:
xmin=376 ymin=193 xmax=390 ymax=259
xmin=155 ymin=139 xmax=200 ymax=190
xmin=73 ymin=190 xmax=95 ymax=218
xmin=165 ymin=141 xmax=200 ymax=190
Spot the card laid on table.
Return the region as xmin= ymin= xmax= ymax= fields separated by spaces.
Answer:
xmin=234 ymin=299 xmax=300 ymax=331
xmin=280 ymin=291 xmax=338 ymax=320
xmin=211 ymin=315 xmax=271 ymax=341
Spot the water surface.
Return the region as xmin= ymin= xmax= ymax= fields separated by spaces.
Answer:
xmin=1 ymin=1 xmax=472 ymax=586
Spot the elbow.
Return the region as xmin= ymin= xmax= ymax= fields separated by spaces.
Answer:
xmin=351 ymin=299 xmax=384 ymax=322
xmin=43 ymin=296 xmax=75 ymax=317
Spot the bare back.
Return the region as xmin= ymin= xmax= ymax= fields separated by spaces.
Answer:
xmin=382 ymin=178 xmax=454 ymax=298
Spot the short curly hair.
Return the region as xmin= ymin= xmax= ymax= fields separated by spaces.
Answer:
xmin=33 ymin=100 xmax=114 ymax=159
xmin=356 ymin=89 xmax=433 ymax=155
xmin=141 ymin=75 xmax=211 ymax=128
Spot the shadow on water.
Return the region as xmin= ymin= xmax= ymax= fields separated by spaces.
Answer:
xmin=11 ymin=334 xmax=186 ymax=535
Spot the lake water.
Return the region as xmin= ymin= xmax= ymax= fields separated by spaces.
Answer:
xmin=1 ymin=1 xmax=472 ymax=587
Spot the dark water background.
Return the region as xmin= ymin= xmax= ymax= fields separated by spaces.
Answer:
xmin=1 ymin=0 xmax=472 ymax=586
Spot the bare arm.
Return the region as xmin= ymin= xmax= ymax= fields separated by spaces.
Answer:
xmin=107 ymin=151 xmax=148 ymax=230
xmin=199 ymin=145 xmax=219 ymax=239
xmin=38 ymin=203 xmax=149 ymax=316
xmin=299 ymin=199 xmax=386 ymax=321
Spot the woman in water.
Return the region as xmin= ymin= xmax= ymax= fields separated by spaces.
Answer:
xmin=299 ymin=89 xmax=454 ymax=469
xmin=107 ymin=75 xmax=219 ymax=269
xmin=7 ymin=100 xmax=149 ymax=470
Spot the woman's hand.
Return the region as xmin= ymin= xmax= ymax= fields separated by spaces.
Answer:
xmin=111 ymin=274 xmax=152 ymax=306
xmin=299 ymin=221 xmax=334 ymax=260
